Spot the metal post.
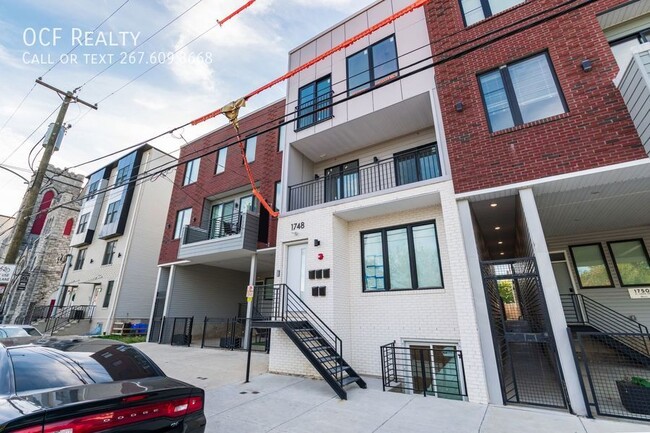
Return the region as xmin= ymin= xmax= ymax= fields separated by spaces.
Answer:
xmin=420 ymin=349 xmax=428 ymax=397
xmin=201 ymin=316 xmax=207 ymax=348
xmin=243 ymin=253 xmax=257 ymax=350
xmin=245 ymin=324 xmax=253 ymax=383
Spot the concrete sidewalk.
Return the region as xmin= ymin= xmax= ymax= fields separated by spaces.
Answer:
xmin=135 ymin=344 xmax=650 ymax=433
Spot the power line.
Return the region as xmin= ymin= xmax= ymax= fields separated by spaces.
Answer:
xmin=0 ymin=83 xmax=37 ymax=138
xmin=78 ymin=0 xmax=205 ymax=90
xmin=0 ymin=103 xmax=61 ymax=166
xmin=40 ymin=0 xmax=132 ymax=79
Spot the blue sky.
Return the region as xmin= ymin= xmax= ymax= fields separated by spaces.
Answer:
xmin=0 ymin=0 xmax=367 ymax=215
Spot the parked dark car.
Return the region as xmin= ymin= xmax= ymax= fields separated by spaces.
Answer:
xmin=0 ymin=338 xmax=206 ymax=432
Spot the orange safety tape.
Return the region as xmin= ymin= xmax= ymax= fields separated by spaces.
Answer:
xmin=217 ymin=0 xmax=257 ymax=26
xmin=191 ymin=0 xmax=429 ymax=126
xmin=235 ymin=130 xmax=280 ymax=218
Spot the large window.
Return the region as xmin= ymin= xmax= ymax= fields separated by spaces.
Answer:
xmin=183 ymin=158 xmax=200 ymax=186
xmin=297 ymin=75 xmax=332 ymax=130
xmin=104 ymin=201 xmax=119 ymax=225
xmin=174 ymin=208 xmax=192 ymax=240
xmin=460 ymin=0 xmax=524 ymax=26
xmin=115 ymin=166 xmax=130 ymax=186
xmin=76 ymin=213 xmax=90 ymax=234
xmin=347 ymin=35 xmax=398 ymax=95
xmin=394 ymin=144 xmax=442 ymax=186
xmin=570 ymin=244 xmax=614 ymax=288
xmin=478 ymin=52 xmax=567 ymax=132
xmin=215 ymin=147 xmax=227 ymax=174
xmin=245 ymin=136 xmax=257 ymax=163
xmin=325 ymin=160 xmax=359 ymax=202
xmin=103 ymin=281 xmax=114 ymax=308
xmin=274 ymin=181 xmax=282 ymax=212
xmin=607 ymin=239 xmax=650 ymax=287
xmin=74 ymin=249 xmax=86 ymax=270
xmin=239 ymin=195 xmax=257 ymax=213
xmin=102 ymin=241 xmax=117 ymax=265
xmin=86 ymin=180 xmax=100 ymax=201
xmin=362 ymin=221 xmax=443 ymax=291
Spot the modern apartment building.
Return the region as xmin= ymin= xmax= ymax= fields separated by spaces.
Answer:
xmin=426 ymin=0 xmax=650 ymax=419
xmin=56 ymin=145 xmax=176 ymax=335
xmin=262 ymin=0 xmax=490 ymax=403
xmin=151 ymin=100 xmax=284 ymax=344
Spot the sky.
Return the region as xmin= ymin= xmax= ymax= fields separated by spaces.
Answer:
xmin=0 ymin=0 xmax=369 ymax=216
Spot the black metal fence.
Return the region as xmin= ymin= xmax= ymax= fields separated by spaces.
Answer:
xmin=380 ymin=341 xmax=467 ymax=399
xmin=287 ymin=145 xmax=442 ymax=211
xmin=573 ymin=332 xmax=650 ymax=421
xmin=41 ymin=305 xmax=96 ymax=334
xmin=183 ymin=213 xmax=245 ymax=245
xmin=151 ymin=316 xmax=194 ymax=346
xmin=199 ymin=316 xmax=270 ymax=352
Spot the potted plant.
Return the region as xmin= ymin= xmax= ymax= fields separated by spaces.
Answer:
xmin=617 ymin=376 xmax=650 ymax=415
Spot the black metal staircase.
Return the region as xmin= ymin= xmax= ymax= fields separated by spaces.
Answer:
xmin=251 ymin=284 xmax=366 ymax=399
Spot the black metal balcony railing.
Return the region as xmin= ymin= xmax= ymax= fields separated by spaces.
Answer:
xmin=183 ymin=213 xmax=243 ymax=245
xmin=296 ymin=92 xmax=333 ymax=131
xmin=288 ymin=146 xmax=442 ymax=211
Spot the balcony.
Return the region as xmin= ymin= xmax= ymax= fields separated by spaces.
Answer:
xmin=616 ymin=43 xmax=650 ymax=156
xmin=288 ymin=145 xmax=442 ymax=211
xmin=178 ymin=211 xmax=259 ymax=263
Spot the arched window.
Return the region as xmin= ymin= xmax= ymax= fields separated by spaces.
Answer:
xmin=31 ymin=190 xmax=55 ymax=235
xmin=63 ymin=218 xmax=74 ymax=236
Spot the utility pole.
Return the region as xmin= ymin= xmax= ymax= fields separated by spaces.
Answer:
xmin=3 ymin=79 xmax=97 ymax=265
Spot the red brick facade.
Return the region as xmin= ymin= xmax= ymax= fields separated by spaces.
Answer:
xmin=425 ymin=0 xmax=646 ymax=194
xmin=158 ymin=100 xmax=285 ymax=265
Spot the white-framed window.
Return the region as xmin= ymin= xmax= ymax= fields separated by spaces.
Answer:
xmin=215 ymin=147 xmax=227 ymax=174
xmin=174 ymin=208 xmax=192 ymax=240
xmin=478 ymin=52 xmax=567 ymax=132
xmin=274 ymin=181 xmax=282 ymax=212
xmin=245 ymin=136 xmax=257 ymax=163
xmin=76 ymin=213 xmax=90 ymax=234
xmin=183 ymin=158 xmax=200 ymax=186
xmin=362 ymin=221 xmax=443 ymax=291
xmin=460 ymin=0 xmax=524 ymax=26
xmin=277 ymin=123 xmax=286 ymax=152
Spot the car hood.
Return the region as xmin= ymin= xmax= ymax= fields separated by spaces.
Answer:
xmin=0 ymin=376 xmax=193 ymax=426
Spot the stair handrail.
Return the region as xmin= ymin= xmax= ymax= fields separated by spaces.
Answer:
xmin=44 ymin=304 xmax=95 ymax=334
xmin=254 ymin=284 xmax=344 ymax=384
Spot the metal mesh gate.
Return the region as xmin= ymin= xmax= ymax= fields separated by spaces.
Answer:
xmin=481 ymin=258 xmax=568 ymax=409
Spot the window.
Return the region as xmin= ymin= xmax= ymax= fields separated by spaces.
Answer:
xmin=607 ymin=239 xmax=650 ymax=287
xmin=102 ymin=241 xmax=117 ymax=265
xmin=215 ymin=147 xmax=227 ymax=174
xmin=394 ymin=144 xmax=442 ymax=186
xmin=277 ymin=123 xmax=286 ymax=152
xmin=31 ymin=190 xmax=55 ymax=235
xmin=610 ymin=29 xmax=650 ymax=71
xmin=297 ymin=75 xmax=332 ymax=130
xmin=174 ymin=208 xmax=192 ymax=239
xmin=361 ymin=221 xmax=443 ymax=291
xmin=245 ymin=136 xmax=257 ymax=163
xmin=478 ymin=52 xmax=567 ymax=132
xmin=274 ymin=181 xmax=282 ymax=212
xmin=74 ymin=249 xmax=86 ymax=270
xmin=325 ymin=160 xmax=359 ymax=202
xmin=63 ymin=218 xmax=74 ymax=236
xmin=569 ymin=244 xmax=613 ymax=288
xmin=86 ymin=180 xmax=100 ymax=201
xmin=460 ymin=0 xmax=524 ymax=26
xmin=115 ymin=166 xmax=130 ymax=186
xmin=347 ymin=35 xmax=398 ymax=95
xmin=103 ymin=280 xmax=114 ymax=308
xmin=104 ymin=201 xmax=119 ymax=225
xmin=239 ymin=195 xmax=257 ymax=213
xmin=76 ymin=213 xmax=90 ymax=234
xmin=183 ymin=158 xmax=200 ymax=186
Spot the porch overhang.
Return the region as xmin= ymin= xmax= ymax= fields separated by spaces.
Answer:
xmin=333 ymin=188 xmax=441 ymax=221
xmin=291 ymin=91 xmax=434 ymax=162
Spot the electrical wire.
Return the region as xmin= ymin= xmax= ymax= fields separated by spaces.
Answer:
xmin=0 ymin=83 xmax=37 ymax=138
xmin=40 ymin=0 xmax=132 ymax=79
xmin=0 ymin=103 xmax=61 ymax=166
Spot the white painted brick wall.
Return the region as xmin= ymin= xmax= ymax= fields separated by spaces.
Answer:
xmin=270 ymin=180 xmax=489 ymax=403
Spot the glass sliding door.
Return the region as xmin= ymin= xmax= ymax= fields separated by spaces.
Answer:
xmin=210 ymin=201 xmax=235 ymax=238
xmin=325 ymin=160 xmax=359 ymax=202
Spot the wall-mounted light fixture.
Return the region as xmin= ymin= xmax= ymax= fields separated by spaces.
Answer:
xmin=89 ymin=259 xmax=94 ymax=264
xmin=373 ymin=156 xmax=379 ymax=163
xmin=455 ymin=101 xmax=464 ymax=112
xmin=314 ymin=239 xmax=320 ymax=247
xmin=314 ymin=174 xmax=320 ymax=180
xmin=117 ymin=253 xmax=122 ymax=258
xmin=581 ymin=59 xmax=592 ymax=72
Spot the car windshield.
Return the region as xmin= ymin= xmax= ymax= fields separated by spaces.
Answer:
xmin=10 ymin=344 xmax=161 ymax=393
xmin=0 ymin=328 xmax=31 ymax=338
xmin=22 ymin=327 xmax=42 ymax=336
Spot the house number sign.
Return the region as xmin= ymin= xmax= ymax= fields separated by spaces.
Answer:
xmin=628 ymin=288 xmax=650 ymax=299
xmin=290 ymin=222 xmax=305 ymax=231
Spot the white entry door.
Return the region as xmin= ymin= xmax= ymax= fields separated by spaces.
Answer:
xmin=286 ymin=243 xmax=307 ymax=305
